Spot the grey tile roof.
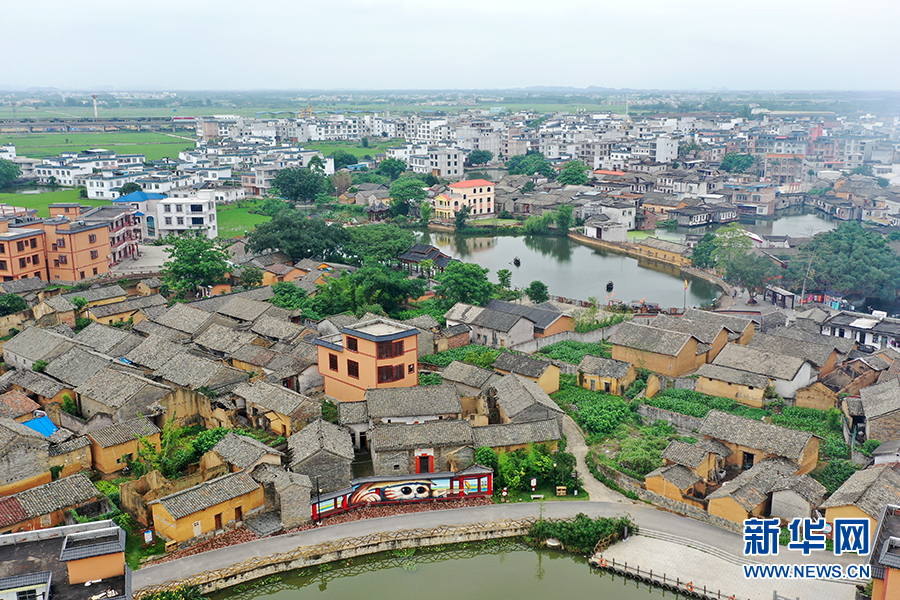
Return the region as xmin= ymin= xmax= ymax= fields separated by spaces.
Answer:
xmin=489 ymin=374 xmax=564 ymax=421
xmin=132 ymin=318 xmax=187 ymax=341
xmin=123 ymin=335 xmax=186 ymax=370
xmin=820 ymin=465 xmax=900 ymax=518
xmin=151 ymin=470 xmax=260 ymax=520
xmin=707 ymin=457 xmax=803 ymax=510
xmin=87 ymin=294 xmax=167 ymax=320
xmin=472 ymin=419 xmax=560 ymax=448
xmin=645 ymin=464 xmax=701 ymax=490
xmin=155 ymin=353 xmax=248 ymax=391
xmin=216 ymin=296 xmax=273 ymax=322
xmin=74 ymin=322 xmax=142 ymax=356
xmin=683 ymin=308 xmax=754 ymax=335
xmin=771 ymin=473 xmax=827 ymax=506
xmin=365 ymin=385 xmax=461 ymax=419
xmin=0 ymin=277 xmax=46 ymax=294
xmin=470 ymin=308 xmax=531 ymax=333
xmin=44 ymin=346 xmax=112 ymax=388
xmin=639 ymin=237 xmax=689 ymax=255
xmin=232 ymin=380 xmax=315 ymax=417
xmin=859 ymin=378 xmax=900 ymax=419
xmin=288 ymin=419 xmax=355 ymax=464
xmin=229 ymin=344 xmax=276 ymax=367
xmin=15 ymin=473 xmax=100 ymax=518
xmin=0 ymin=368 xmax=65 ymax=399
xmin=43 ymin=294 xmax=76 ymax=312
xmin=444 ymin=302 xmax=484 ymax=324
xmin=443 ymin=323 xmax=471 ymax=338
xmin=151 ymin=303 xmax=214 ymax=334
xmin=441 ymin=361 xmax=498 ymax=390
xmin=485 ymin=299 xmax=565 ymax=330
xmin=337 ymin=400 xmax=368 ymax=425
xmin=212 ymin=432 xmax=282 ymax=470
xmin=711 ymin=344 xmax=806 ymax=381
xmin=48 ymin=433 xmax=91 ymax=457
xmin=74 ymin=368 xmax=170 ymax=410
xmin=608 ymin=322 xmax=695 ymax=357
xmin=3 ymin=327 xmax=73 ymax=363
xmin=748 ymin=333 xmax=835 ymax=368
xmin=88 ymin=417 xmax=160 ymax=448
xmin=493 ymin=352 xmax=553 ymax=378
xmin=651 ymin=315 xmax=728 ymax=344
xmin=251 ymin=316 xmax=304 ymax=341
xmin=371 ymin=419 xmax=474 ymax=452
xmin=577 ymin=355 xmax=632 ymax=379
xmin=662 ymin=439 xmax=711 ymax=469
xmin=696 ymin=363 xmax=770 ymax=389
xmin=403 ymin=314 xmax=441 ymax=330
xmin=698 ymin=410 xmax=814 ymax=462
xmin=193 ymin=324 xmax=258 ymax=355
xmin=60 ymin=284 xmax=126 ymax=304
xmin=59 ymin=527 xmax=126 ymax=561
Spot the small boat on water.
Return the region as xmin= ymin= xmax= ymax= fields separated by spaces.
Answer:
xmin=606 ymin=280 xmax=614 ymax=291
xmin=513 ymin=257 xmax=521 ymax=267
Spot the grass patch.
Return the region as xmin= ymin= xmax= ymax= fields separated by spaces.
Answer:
xmin=304 ymin=138 xmax=405 ymax=159
xmin=1 ymin=131 xmax=197 ymax=161
xmin=0 ymin=190 xmax=107 ymax=217
xmin=538 ymin=340 xmax=611 ymax=364
xmin=498 ymin=482 xmax=588 ymax=503
xmin=216 ymin=200 xmax=271 ymax=238
xmin=643 ymin=388 xmax=770 ymax=420
xmin=418 ymin=345 xmax=500 ymax=368
xmin=124 ymin=527 xmax=166 ymax=570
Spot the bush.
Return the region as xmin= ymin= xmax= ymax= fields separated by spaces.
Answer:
xmin=322 ymin=399 xmax=339 ymax=424
xmin=529 ymin=513 xmax=636 ymax=554
xmin=419 ymin=345 xmax=500 ymax=368
xmin=860 ymin=439 xmax=882 ymax=457
xmin=812 ymin=459 xmax=860 ymax=494
xmin=538 ymin=340 xmax=610 ymax=364
xmin=61 ymin=393 xmax=79 ymax=416
xmin=417 ymin=372 xmax=443 ymax=386
xmin=32 ymin=360 xmax=48 ymax=373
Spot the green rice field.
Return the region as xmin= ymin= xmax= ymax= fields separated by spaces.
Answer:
xmin=0 ymin=190 xmax=107 ymax=216
xmin=216 ymin=201 xmax=271 ymax=238
xmin=0 ymin=131 xmax=197 ymax=161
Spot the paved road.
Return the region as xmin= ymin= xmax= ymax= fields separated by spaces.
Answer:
xmin=133 ymin=500 xmax=862 ymax=591
xmin=561 ymin=415 xmax=631 ymax=503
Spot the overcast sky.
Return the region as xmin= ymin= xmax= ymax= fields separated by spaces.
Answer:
xmin=5 ymin=0 xmax=899 ymax=91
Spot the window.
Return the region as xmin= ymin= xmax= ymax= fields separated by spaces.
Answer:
xmin=93 ymin=267 xmax=98 ymax=275
xmin=90 ymin=250 xmax=99 ymax=259
xmin=165 ymin=217 xmax=172 ymax=225
xmin=164 ymin=204 xmax=171 ymax=212
xmin=59 ymin=255 xmax=68 ymax=264
xmin=408 ymin=363 xmax=415 ymax=374
xmin=0 ymin=261 xmax=6 ymax=270
xmin=192 ymin=217 xmax=204 ymax=225
xmin=18 ymin=258 xmax=26 ymax=269
xmin=177 ymin=217 xmax=184 ymax=225
xmin=329 ymin=353 xmax=338 ymax=372
xmin=80 ymin=271 xmax=85 ymax=280
xmin=347 ymin=360 xmax=359 ymax=379
xmin=57 ymin=238 xmax=65 ymax=248
xmin=376 ymin=340 xmax=404 ymax=359
xmin=89 ymin=233 xmax=97 ymax=243
xmin=0 ymin=244 xmax=4 ymax=254
xmin=17 ymin=589 xmax=38 ymax=600
xmin=377 ymin=364 xmax=405 ymax=383
xmin=31 ymin=254 xmax=39 ymax=265
xmin=29 ymin=238 xmax=36 ymax=249
xmin=175 ymin=205 xmax=183 ymax=212
xmin=346 ymin=336 xmax=358 ymax=352
xmin=16 ymin=241 xmax=23 ymax=252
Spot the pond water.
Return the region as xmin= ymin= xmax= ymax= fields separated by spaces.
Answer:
xmin=631 ymin=208 xmax=838 ymax=243
xmin=207 ymin=543 xmax=672 ymax=600
xmin=419 ymin=230 xmax=720 ymax=309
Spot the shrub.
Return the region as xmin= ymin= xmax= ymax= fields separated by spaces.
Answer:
xmin=812 ymin=459 xmax=860 ymax=494
xmin=860 ymin=439 xmax=882 ymax=457
xmin=61 ymin=393 xmax=79 ymax=416
xmin=529 ymin=513 xmax=636 ymax=554
xmin=322 ymin=399 xmax=339 ymax=424
xmin=538 ymin=340 xmax=611 ymax=363
xmin=419 ymin=345 xmax=499 ymax=368
xmin=32 ymin=360 xmax=48 ymax=373
xmin=551 ymin=375 xmax=634 ymax=438
xmin=417 ymin=372 xmax=443 ymax=386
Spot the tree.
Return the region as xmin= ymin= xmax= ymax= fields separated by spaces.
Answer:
xmin=307 ymin=155 xmax=325 ymax=173
xmin=419 ymin=259 xmax=435 ymax=280
xmin=520 ymin=180 xmax=535 ymax=193
xmin=247 ymin=210 xmax=349 ymax=261
xmin=454 ymin=205 xmax=471 ymax=230
xmin=389 ymin=178 xmax=427 ymax=212
xmin=877 ymin=178 xmax=890 ymax=188
xmin=162 ymin=234 xmax=230 ymax=295
xmin=344 ymin=224 xmax=416 ymax=266
xmin=712 ymin=222 xmax=752 ymax=268
xmin=239 ymin=265 xmax=264 ymax=288
xmin=272 ymin=167 xmax=329 ymax=203
xmin=525 ymin=280 xmax=549 ymax=303
xmin=376 ymin=158 xmax=407 ymax=180
xmin=678 ymin=140 xmax=702 ymax=158
xmin=556 ymin=161 xmax=589 ymax=186
xmin=256 ymin=197 xmax=290 ymax=217
xmin=691 ymin=232 xmax=717 ymax=269
xmin=419 ymin=203 xmax=432 ymax=225
xmin=137 ymin=417 xmax=193 ymax=479
xmin=497 ymin=268 xmax=512 ymax=290
xmin=724 ymin=254 xmax=775 ymax=302
xmin=352 ymin=172 xmax=390 ymax=186
xmin=719 ymin=153 xmax=755 ymax=173
xmin=361 ymin=137 xmax=370 ymax=148
xmin=0 ymin=159 xmax=21 ymax=188
xmin=506 ymin=151 xmax=554 ymax=178
xmin=331 ymin=171 xmax=352 ymax=195
xmin=554 ymin=204 xmax=574 ymax=232
xmin=313 ymin=265 xmax=426 ymax=315
xmin=331 ymin=150 xmax=358 ymax=170
xmin=850 ymin=165 xmax=874 ymax=176
xmin=436 ymin=261 xmax=494 ymax=306
xmin=118 ymin=182 xmax=142 ymax=196
xmin=270 ymin=281 xmax=309 ymax=310
xmin=522 ymin=213 xmax=553 ymax=235
xmin=467 ymin=150 xmax=493 ymax=166
xmin=0 ymin=294 xmax=27 ymax=317
xmin=78 ymin=187 xmax=88 ymax=199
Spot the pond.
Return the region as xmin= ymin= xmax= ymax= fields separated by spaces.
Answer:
xmin=419 ymin=230 xmax=720 ymax=309
xmin=208 ymin=542 xmax=673 ymax=600
xmin=631 ymin=208 xmax=838 ymax=243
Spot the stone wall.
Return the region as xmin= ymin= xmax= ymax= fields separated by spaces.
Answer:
xmin=509 ymin=322 xmax=622 ymax=354
xmin=636 ymin=404 xmax=703 ymax=433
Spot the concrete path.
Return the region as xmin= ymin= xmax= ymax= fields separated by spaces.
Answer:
xmin=133 ymin=501 xmax=864 ymax=594
xmin=561 ymin=415 xmax=632 ymax=503
xmin=110 ymin=245 xmax=169 ymax=277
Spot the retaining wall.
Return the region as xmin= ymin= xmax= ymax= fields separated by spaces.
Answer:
xmin=636 ymin=404 xmax=703 ymax=433
xmin=510 ymin=322 xmax=622 ymax=354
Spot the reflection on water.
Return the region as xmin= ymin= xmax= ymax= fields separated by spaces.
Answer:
xmin=422 ymin=231 xmax=719 ymax=307
xmin=208 ymin=544 xmax=673 ymax=600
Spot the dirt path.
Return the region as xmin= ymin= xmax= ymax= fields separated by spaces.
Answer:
xmin=561 ymin=414 xmax=633 ymax=503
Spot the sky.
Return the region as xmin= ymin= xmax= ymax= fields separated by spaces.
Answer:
xmin=5 ymin=0 xmax=900 ymax=91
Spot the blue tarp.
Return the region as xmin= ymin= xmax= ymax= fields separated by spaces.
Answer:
xmin=23 ymin=415 xmax=58 ymax=437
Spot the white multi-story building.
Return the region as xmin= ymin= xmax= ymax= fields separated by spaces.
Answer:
xmin=408 ymin=147 xmax=464 ymax=179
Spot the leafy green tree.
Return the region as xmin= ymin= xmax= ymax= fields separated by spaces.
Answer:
xmin=307 ymin=155 xmax=325 ymax=173
xmin=32 ymin=360 xmax=48 ymax=373
xmin=256 ymin=197 xmax=290 ymax=217
xmin=247 ymin=210 xmax=349 ymax=261
xmin=850 ymin=165 xmax=874 ymax=176
xmin=78 ymin=187 xmax=88 ymax=199
xmin=118 ymin=182 xmax=142 ymax=196
xmin=467 ymin=150 xmax=493 ymax=166
xmin=419 ymin=203 xmax=432 ymax=225
xmin=270 ymin=281 xmax=309 ymax=310
xmin=724 ymin=254 xmax=775 ymax=302
xmin=436 ymin=261 xmax=494 ymax=306
xmin=376 ymin=158 xmax=407 ymax=180
xmin=556 ymin=161 xmax=589 ymax=186
xmin=454 ymin=205 xmax=471 ymax=230
xmin=0 ymin=294 xmax=27 ymax=317
xmin=525 ymin=280 xmax=549 ymax=303
xmin=314 ymin=265 xmax=426 ymax=315
xmin=239 ymin=265 xmax=264 ymax=288
xmin=522 ymin=213 xmax=553 ymax=235
xmin=331 ymin=150 xmax=358 ymax=170
xmin=554 ymin=204 xmax=574 ymax=232
xmin=137 ymin=417 xmax=194 ymax=479
xmin=520 ymin=180 xmax=535 ymax=193
xmin=0 ymin=159 xmax=21 ymax=188
xmin=272 ymin=166 xmax=329 ymax=202
xmin=497 ymin=268 xmax=512 ymax=290
xmin=712 ymin=222 xmax=752 ymax=268
xmin=877 ymin=178 xmax=890 ymax=188
xmin=352 ymin=172 xmax=390 ymax=186
xmin=344 ymin=224 xmax=416 ymax=266
xmin=506 ymin=151 xmax=554 ymax=178
xmin=691 ymin=232 xmax=717 ymax=269
xmin=419 ymin=259 xmax=435 ymax=279
xmin=361 ymin=137 xmax=370 ymax=148
xmin=389 ymin=178 xmax=427 ymax=217
xmin=678 ymin=140 xmax=702 ymax=158
xmin=719 ymin=153 xmax=755 ymax=173
xmin=782 ymin=222 xmax=900 ymax=301
xmin=162 ymin=234 xmax=230 ymax=295
xmin=474 ymin=447 xmax=499 ymax=474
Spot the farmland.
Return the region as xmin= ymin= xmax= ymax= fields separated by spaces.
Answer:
xmin=0 ymin=131 xmax=196 ymax=161
xmin=0 ymin=189 xmax=106 ymax=216
xmin=216 ymin=200 xmax=271 ymax=238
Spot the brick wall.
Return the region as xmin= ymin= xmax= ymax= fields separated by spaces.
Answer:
xmin=637 ymin=404 xmax=703 ymax=433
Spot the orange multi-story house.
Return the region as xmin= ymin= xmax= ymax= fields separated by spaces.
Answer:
xmin=19 ymin=218 xmax=110 ymax=284
xmin=315 ymin=318 xmax=419 ymax=402
xmin=0 ymin=221 xmax=47 ymax=281
xmin=447 ymin=179 xmax=495 ymax=216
